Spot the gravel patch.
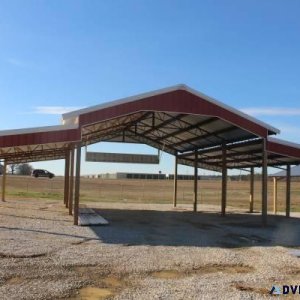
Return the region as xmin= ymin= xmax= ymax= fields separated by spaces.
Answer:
xmin=0 ymin=199 xmax=300 ymax=299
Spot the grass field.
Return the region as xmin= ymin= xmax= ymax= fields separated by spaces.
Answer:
xmin=3 ymin=175 xmax=300 ymax=212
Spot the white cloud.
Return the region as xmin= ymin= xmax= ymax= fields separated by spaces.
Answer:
xmin=33 ymin=106 xmax=83 ymax=115
xmin=240 ymin=107 xmax=300 ymax=116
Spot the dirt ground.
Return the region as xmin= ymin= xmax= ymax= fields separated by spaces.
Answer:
xmin=0 ymin=196 xmax=300 ymax=300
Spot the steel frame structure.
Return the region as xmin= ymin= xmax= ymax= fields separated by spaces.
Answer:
xmin=1 ymin=84 xmax=300 ymax=227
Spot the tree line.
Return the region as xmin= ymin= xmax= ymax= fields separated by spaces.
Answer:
xmin=0 ymin=163 xmax=33 ymax=176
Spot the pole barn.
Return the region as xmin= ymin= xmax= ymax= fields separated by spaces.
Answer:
xmin=1 ymin=84 xmax=300 ymax=226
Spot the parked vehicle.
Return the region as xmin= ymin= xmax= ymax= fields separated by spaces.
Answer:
xmin=31 ymin=169 xmax=55 ymax=179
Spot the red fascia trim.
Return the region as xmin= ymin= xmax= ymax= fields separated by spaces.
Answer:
xmin=267 ymin=141 xmax=300 ymax=159
xmin=0 ymin=129 xmax=80 ymax=148
xmin=79 ymin=90 xmax=269 ymax=137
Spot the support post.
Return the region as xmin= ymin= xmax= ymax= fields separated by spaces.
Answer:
xmin=221 ymin=144 xmax=227 ymax=216
xmin=273 ymin=177 xmax=278 ymax=214
xmin=74 ymin=143 xmax=82 ymax=225
xmin=173 ymin=154 xmax=178 ymax=207
xmin=249 ymin=167 xmax=254 ymax=213
xmin=1 ymin=160 xmax=7 ymax=202
xmin=68 ymin=147 xmax=75 ymax=216
xmin=64 ymin=151 xmax=70 ymax=208
xmin=193 ymin=150 xmax=198 ymax=212
xmin=286 ymin=164 xmax=291 ymax=217
xmin=262 ymin=138 xmax=268 ymax=226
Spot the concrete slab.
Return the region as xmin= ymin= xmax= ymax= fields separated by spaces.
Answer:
xmin=79 ymin=207 xmax=109 ymax=226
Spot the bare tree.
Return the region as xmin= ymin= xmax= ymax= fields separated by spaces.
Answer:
xmin=17 ymin=163 xmax=33 ymax=176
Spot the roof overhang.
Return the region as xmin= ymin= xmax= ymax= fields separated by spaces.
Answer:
xmin=0 ymin=124 xmax=80 ymax=164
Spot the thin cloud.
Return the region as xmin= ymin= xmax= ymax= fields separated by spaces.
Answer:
xmin=6 ymin=58 xmax=30 ymax=68
xmin=6 ymin=57 xmax=44 ymax=71
xmin=273 ymin=124 xmax=300 ymax=134
xmin=241 ymin=107 xmax=300 ymax=116
xmin=33 ymin=106 xmax=83 ymax=115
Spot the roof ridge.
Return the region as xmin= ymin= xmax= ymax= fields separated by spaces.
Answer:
xmin=61 ymin=84 xmax=280 ymax=135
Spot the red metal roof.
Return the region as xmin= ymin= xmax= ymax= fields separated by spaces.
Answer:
xmin=63 ymin=84 xmax=279 ymax=137
xmin=0 ymin=125 xmax=80 ymax=164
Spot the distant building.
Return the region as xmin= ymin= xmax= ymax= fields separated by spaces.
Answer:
xmin=83 ymin=172 xmax=221 ymax=180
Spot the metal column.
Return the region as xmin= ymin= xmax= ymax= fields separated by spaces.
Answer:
xmin=249 ymin=167 xmax=254 ymax=213
xmin=262 ymin=139 xmax=268 ymax=226
xmin=74 ymin=143 xmax=82 ymax=225
xmin=273 ymin=177 xmax=278 ymax=214
xmin=64 ymin=151 xmax=70 ymax=208
xmin=1 ymin=160 xmax=7 ymax=202
xmin=286 ymin=164 xmax=291 ymax=217
xmin=221 ymin=144 xmax=227 ymax=216
xmin=173 ymin=154 xmax=178 ymax=208
xmin=193 ymin=151 xmax=198 ymax=212
xmin=68 ymin=147 xmax=75 ymax=216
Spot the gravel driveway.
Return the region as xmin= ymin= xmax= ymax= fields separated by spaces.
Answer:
xmin=0 ymin=199 xmax=299 ymax=299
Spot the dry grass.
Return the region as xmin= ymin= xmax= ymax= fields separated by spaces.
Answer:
xmin=4 ymin=175 xmax=300 ymax=212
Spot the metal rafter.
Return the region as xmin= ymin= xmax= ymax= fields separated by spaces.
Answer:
xmin=156 ymin=117 xmax=217 ymax=141
xmin=138 ymin=113 xmax=186 ymax=136
xmin=172 ymin=125 xmax=237 ymax=148
xmin=181 ymin=134 xmax=257 ymax=154
xmin=82 ymin=112 xmax=148 ymax=138
xmin=179 ymin=138 xmax=262 ymax=158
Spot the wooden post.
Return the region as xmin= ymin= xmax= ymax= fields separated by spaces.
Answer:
xmin=173 ymin=154 xmax=178 ymax=207
xmin=221 ymin=144 xmax=227 ymax=216
xmin=286 ymin=164 xmax=291 ymax=217
xmin=64 ymin=151 xmax=70 ymax=208
xmin=249 ymin=167 xmax=254 ymax=213
xmin=1 ymin=160 xmax=7 ymax=202
xmin=68 ymin=147 xmax=75 ymax=216
xmin=262 ymin=139 xmax=268 ymax=226
xmin=193 ymin=151 xmax=198 ymax=212
xmin=273 ymin=177 xmax=278 ymax=214
xmin=74 ymin=143 xmax=81 ymax=225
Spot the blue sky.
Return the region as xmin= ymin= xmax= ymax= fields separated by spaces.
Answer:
xmin=0 ymin=0 xmax=300 ymax=175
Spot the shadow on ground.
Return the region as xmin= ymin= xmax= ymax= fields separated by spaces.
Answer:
xmin=89 ymin=208 xmax=300 ymax=248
